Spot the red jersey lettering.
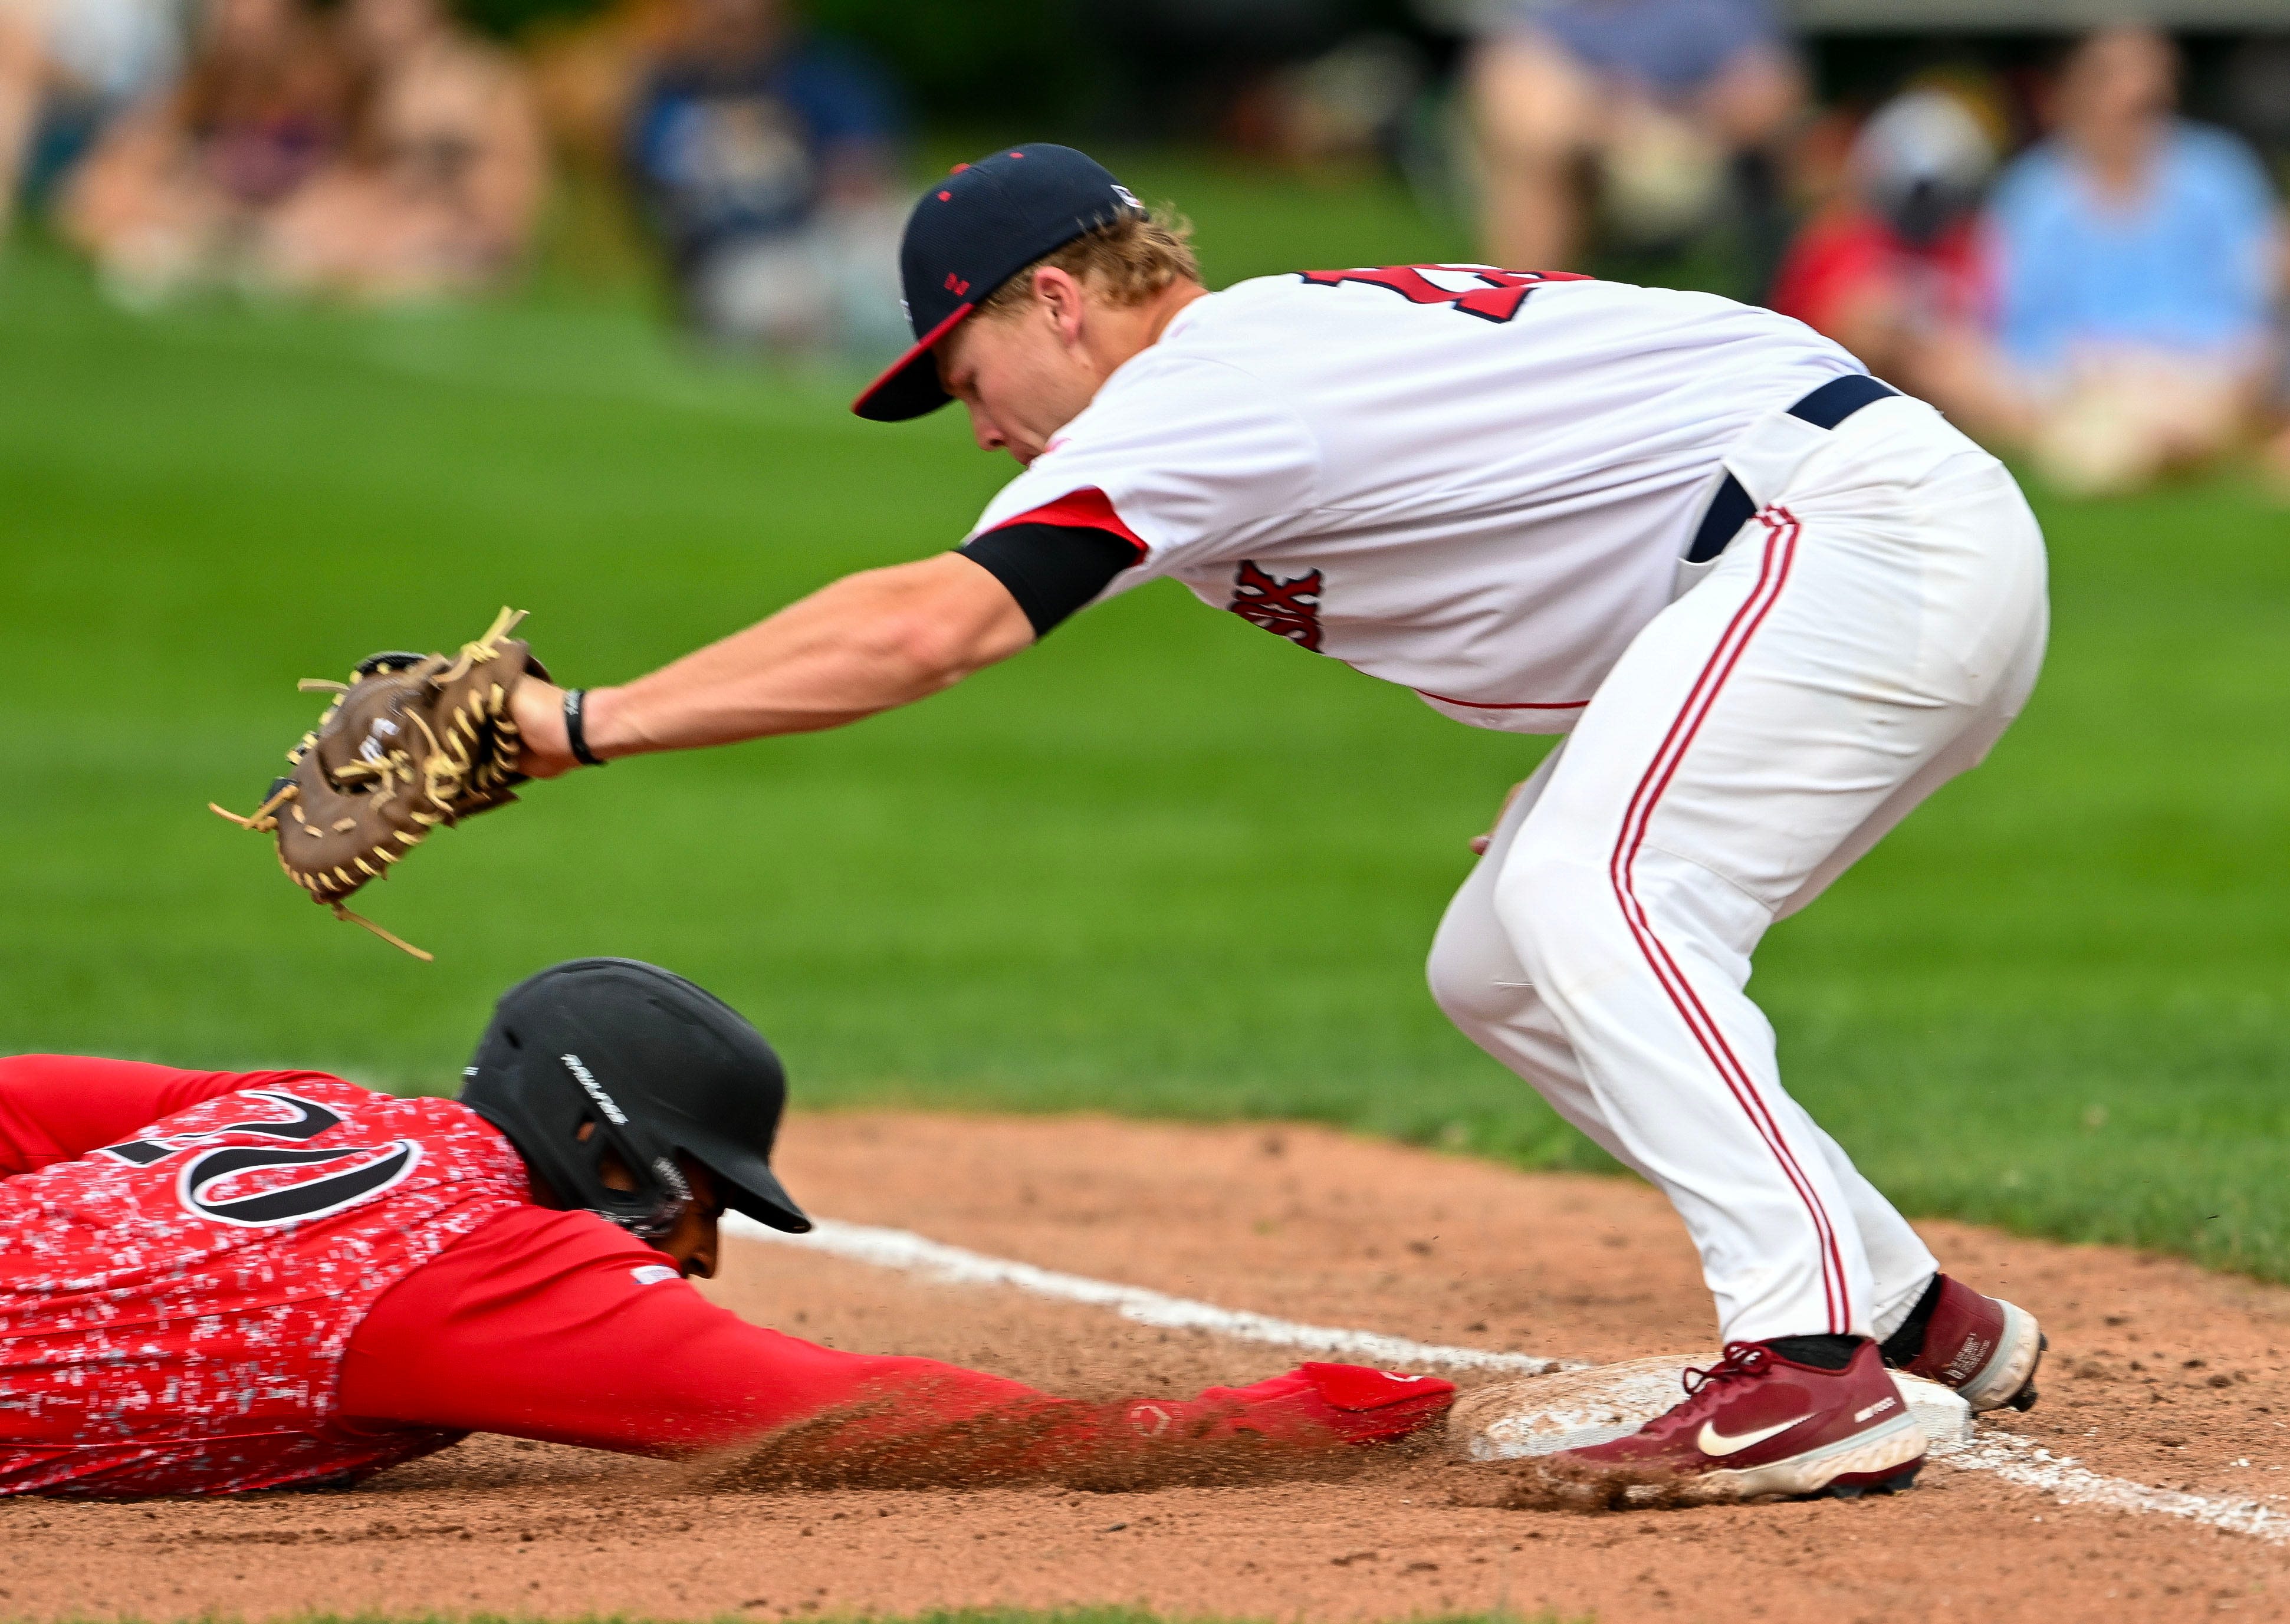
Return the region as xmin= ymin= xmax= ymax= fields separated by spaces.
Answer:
xmin=1296 ymin=265 xmax=1592 ymax=324
xmin=1227 ymin=560 xmax=1325 ymax=652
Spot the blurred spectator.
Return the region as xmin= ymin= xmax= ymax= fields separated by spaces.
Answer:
xmin=61 ymin=0 xmax=350 ymax=303
xmin=526 ymin=0 xmax=689 ymax=174
xmin=261 ymin=0 xmax=546 ymax=301
xmin=0 ymin=0 xmax=184 ymax=238
xmin=1228 ymin=33 xmax=1426 ymax=168
xmin=1984 ymin=27 xmax=2284 ymax=494
xmin=1769 ymin=89 xmax=2022 ymax=435
xmin=625 ymin=0 xmax=905 ymax=354
xmin=1467 ymin=0 xmax=1805 ymax=277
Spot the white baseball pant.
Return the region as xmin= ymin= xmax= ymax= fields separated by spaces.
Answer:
xmin=1428 ymin=396 xmax=2049 ymax=1344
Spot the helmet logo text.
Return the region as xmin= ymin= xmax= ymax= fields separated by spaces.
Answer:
xmin=560 ymin=1053 xmax=629 ymax=1125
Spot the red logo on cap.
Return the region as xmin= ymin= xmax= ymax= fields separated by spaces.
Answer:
xmin=937 ymin=190 xmax=951 ymax=201
xmin=945 ymin=272 xmax=971 ymax=295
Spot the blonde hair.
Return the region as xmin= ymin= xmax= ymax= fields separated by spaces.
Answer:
xmin=975 ymin=206 xmax=1201 ymax=320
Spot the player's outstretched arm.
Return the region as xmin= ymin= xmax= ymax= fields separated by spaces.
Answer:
xmin=511 ymin=554 xmax=1031 ymax=778
xmin=338 ymin=1207 xmax=1455 ymax=1475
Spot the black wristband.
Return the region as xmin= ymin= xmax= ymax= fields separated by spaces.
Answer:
xmin=563 ymin=688 xmax=606 ymax=768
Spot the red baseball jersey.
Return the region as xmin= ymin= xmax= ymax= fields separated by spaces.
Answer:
xmin=0 ymin=1058 xmax=531 ymax=1495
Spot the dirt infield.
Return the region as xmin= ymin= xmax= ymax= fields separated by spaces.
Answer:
xmin=4 ymin=1114 xmax=2288 ymax=1623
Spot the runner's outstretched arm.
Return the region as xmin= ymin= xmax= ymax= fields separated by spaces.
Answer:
xmin=336 ymin=1205 xmax=1454 ymax=1470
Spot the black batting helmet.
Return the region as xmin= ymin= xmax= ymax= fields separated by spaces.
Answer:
xmin=459 ymin=959 xmax=811 ymax=1238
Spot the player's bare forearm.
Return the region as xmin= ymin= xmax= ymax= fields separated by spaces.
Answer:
xmin=511 ymin=553 xmax=1031 ymax=776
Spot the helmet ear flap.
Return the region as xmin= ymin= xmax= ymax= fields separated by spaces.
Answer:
xmin=569 ymin=1110 xmax=691 ymax=1238
xmin=461 ymin=1043 xmax=691 ymax=1240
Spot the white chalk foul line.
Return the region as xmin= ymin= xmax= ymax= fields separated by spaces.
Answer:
xmin=727 ymin=1214 xmax=1573 ymax=1376
xmin=1931 ymin=1432 xmax=2290 ymax=1544
xmin=730 ymin=1213 xmax=2288 ymax=1544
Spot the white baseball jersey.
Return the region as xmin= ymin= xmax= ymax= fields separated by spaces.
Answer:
xmin=966 ymin=267 xmax=1863 ymax=733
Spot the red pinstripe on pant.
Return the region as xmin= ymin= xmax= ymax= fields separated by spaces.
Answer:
xmin=1605 ymin=506 xmax=1852 ymax=1335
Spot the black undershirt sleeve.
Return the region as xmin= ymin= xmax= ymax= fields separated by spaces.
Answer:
xmin=956 ymin=523 xmax=1143 ymax=638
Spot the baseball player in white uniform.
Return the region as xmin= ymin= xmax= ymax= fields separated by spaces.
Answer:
xmin=509 ymin=144 xmax=2050 ymax=1499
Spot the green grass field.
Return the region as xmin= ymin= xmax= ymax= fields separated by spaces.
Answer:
xmin=4 ymin=154 xmax=2288 ymax=1286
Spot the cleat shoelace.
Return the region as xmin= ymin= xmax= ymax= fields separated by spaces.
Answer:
xmin=1682 ymin=1342 xmax=1773 ymax=1396
xmin=1632 ymin=1343 xmax=1779 ymax=1439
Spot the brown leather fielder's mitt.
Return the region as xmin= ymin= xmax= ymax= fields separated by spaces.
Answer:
xmin=211 ymin=607 xmax=548 ymax=961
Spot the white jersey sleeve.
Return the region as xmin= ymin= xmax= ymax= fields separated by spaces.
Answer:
xmin=964 ymin=354 xmax=1320 ymax=597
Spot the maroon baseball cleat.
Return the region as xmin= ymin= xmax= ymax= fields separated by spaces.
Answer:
xmin=1554 ymin=1339 xmax=1925 ymax=1500
xmin=1890 ymin=1274 xmax=2045 ymax=1411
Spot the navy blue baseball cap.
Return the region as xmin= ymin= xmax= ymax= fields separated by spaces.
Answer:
xmin=852 ymin=144 xmax=1148 ymax=423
